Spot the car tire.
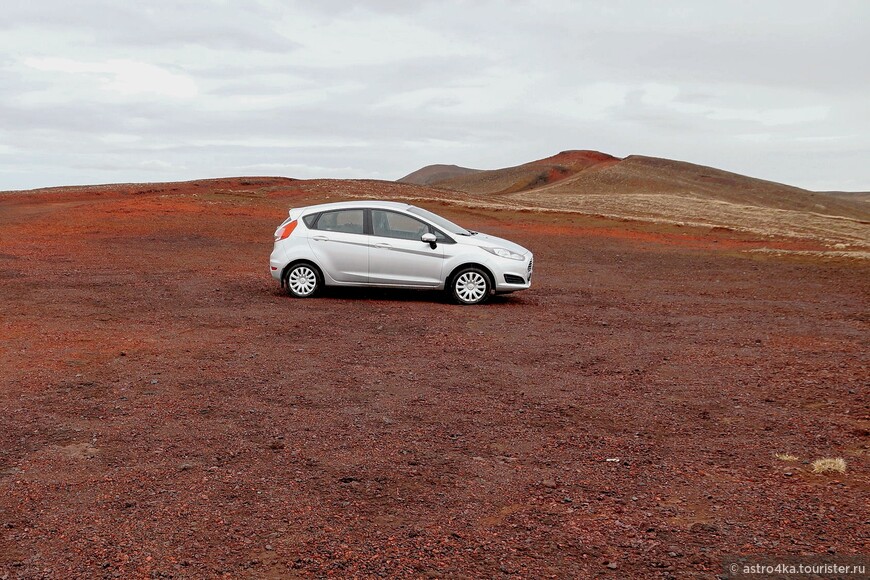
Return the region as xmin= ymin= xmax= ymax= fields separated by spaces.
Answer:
xmin=284 ymin=262 xmax=321 ymax=298
xmin=449 ymin=267 xmax=491 ymax=305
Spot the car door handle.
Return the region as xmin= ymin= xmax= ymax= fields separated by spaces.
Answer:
xmin=373 ymin=242 xmax=391 ymax=249
xmin=312 ymin=235 xmax=329 ymax=242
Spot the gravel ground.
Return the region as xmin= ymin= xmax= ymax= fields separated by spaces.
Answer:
xmin=1 ymin=179 xmax=867 ymax=578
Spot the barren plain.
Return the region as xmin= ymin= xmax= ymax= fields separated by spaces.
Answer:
xmin=0 ymin=176 xmax=867 ymax=578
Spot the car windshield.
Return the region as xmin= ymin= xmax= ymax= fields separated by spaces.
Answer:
xmin=407 ymin=206 xmax=472 ymax=236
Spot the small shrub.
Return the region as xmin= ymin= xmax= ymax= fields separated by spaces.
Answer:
xmin=811 ymin=457 xmax=847 ymax=474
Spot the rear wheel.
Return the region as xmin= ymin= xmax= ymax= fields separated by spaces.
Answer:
xmin=284 ymin=263 xmax=321 ymax=298
xmin=450 ymin=267 xmax=491 ymax=305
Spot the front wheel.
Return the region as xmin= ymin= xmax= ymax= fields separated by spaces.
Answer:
xmin=450 ymin=267 xmax=491 ymax=305
xmin=284 ymin=263 xmax=321 ymax=298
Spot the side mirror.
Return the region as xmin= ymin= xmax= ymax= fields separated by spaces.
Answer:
xmin=421 ymin=232 xmax=437 ymax=249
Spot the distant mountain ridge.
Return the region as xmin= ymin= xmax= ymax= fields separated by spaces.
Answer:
xmin=398 ymin=150 xmax=869 ymax=221
xmin=397 ymin=164 xmax=481 ymax=186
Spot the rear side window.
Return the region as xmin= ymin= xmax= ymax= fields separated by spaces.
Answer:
xmin=311 ymin=209 xmax=364 ymax=234
xmin=302 ymin=213 xmax=318 ymax=228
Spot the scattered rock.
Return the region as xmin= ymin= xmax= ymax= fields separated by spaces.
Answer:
xmin=56 ymin=443 xmax=99 ymax=460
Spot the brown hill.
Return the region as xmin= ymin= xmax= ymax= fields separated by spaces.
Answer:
xmin=819 ymin=191 xmax=870 ymax=203
xmin=401 ymin=151 xmax=869 ymax=248
xmin=413 ymin=151 xmax=865 ymax=218
xmin=398 ymin=164 xmax=481 ymax=186
xmin=430 ymin=150 xmax=620 ymax=195
xmin=4 ymin=153 xmax=867 ymax=252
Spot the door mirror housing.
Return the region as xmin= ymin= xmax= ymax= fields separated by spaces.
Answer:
xmin=421 ymin=232 xmax=437 ymax=249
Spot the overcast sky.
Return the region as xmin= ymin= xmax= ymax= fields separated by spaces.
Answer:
xmin=1 ymin=0 xmax=868 ymax=192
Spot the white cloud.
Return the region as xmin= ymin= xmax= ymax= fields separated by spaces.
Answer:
xmin=137 ymin=159 xmax=179 ymax=171
xmin=23 ymin=57 xmax=198 ymax=99
xmin=187 ymin=137 xmax=371 ymax=149
xmin=233 ymin=162 xmax=372 ymax=179
xmin=703 ymin=105 xmax=830 ymax=126
xmin=276 ymin=10 xmax=483 ymax=68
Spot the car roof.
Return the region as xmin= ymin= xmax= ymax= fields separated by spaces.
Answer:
xmin=296 ymin=200 xmax=413 ymax=214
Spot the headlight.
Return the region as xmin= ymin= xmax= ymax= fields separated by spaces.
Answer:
xmin=482 ymin=246 xmax=525 ymax=260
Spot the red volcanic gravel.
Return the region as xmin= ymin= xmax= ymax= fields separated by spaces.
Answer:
xmin=0 ymin=179 xmax=867 ymax=578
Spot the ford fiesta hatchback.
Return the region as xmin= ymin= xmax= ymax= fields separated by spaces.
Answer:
xmin=269 ymin=201 xmax=533 ymax=305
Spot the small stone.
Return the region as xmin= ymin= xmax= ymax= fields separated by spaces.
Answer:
xmin=265 ymin=545 xmax=273 ymax=551
xmin=150 ymin=379 xmax=159 ymax=385
xmin=542 ymin=479 xmax=557 ymax=489
xmin=605 ymin=561 xmax=618 ymax=569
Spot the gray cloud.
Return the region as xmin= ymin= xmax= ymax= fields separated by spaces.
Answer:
xmin=0 ymin=0 xmax=868 ymax=191
xmin=2 ymin=0 xmax=297 ymax=52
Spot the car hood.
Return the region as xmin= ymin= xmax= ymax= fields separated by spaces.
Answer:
xmin=456 ymin=232 xmax=530 ymax=256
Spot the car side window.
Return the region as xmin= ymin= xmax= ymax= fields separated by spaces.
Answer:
xmin=430 ymin=227 xmax=452 ymax=243
xmin=371 ymin=210 xmax=435 ymax=241
xmin=312 ymin=209 xmax=364 ymax=234
xmin=302 ymin=213 xmax=318 ymax=228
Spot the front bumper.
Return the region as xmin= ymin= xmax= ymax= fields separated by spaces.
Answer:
xmin=493 ymin=254 xmax=533 ymax=292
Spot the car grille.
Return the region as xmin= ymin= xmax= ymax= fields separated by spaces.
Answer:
xmin=527 ymin=257 xmax=533 ymax=274
xmin=504 ymin=274 xmax=525 ymax=284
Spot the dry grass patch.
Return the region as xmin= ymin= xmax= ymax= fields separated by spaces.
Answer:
xmin=774 ymin=453 xmax=799 ymax=462
xmin=810 ymin=457 xmax=847 ymax=474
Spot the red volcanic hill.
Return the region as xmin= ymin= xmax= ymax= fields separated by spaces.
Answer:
xmin=400 ymin=150 xmax=869 ymax=222
xmin=400 ymin=150 xmax=620 ymax=195
xmin=2 ymin=151 xmax=866 ymax=251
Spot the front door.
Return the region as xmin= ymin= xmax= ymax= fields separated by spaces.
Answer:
xmin=368 ymin=209 xmax=444 ymax=286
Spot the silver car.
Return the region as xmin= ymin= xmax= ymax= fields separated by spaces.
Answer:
xmin=269 ymin=201 xmax=533 ymax=305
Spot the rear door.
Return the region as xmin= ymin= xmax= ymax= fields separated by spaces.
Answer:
xmin=368 ymin=209 xmax=445 ymax=286
xmin=307 ymin=209 xmax=368 ymax=283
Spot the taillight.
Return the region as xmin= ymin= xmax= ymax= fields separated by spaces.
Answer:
xmin=274 ymin=220 xmax=298 ymax=241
